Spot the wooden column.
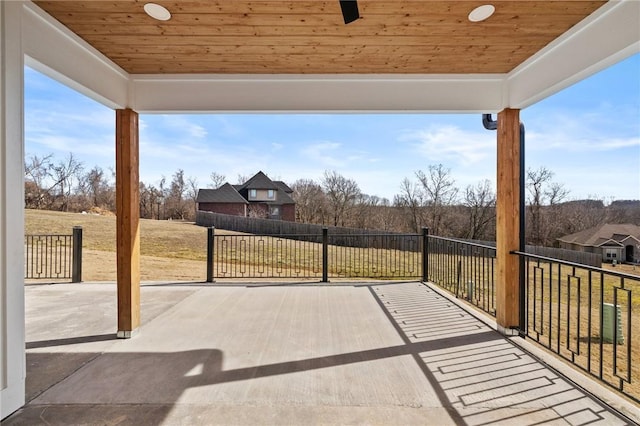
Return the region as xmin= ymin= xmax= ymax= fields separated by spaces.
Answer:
xmin=115 ymin=108 xmax=140 ymax=338
xmin=496 ymin=108 xmax=521 ymax=332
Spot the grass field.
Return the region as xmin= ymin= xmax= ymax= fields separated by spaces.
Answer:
xmin=25 ymin=209 xmax=240 ymax=281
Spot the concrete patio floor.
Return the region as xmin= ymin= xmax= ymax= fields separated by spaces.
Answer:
xmin=4 ymin=281 xmax=638 ymax=425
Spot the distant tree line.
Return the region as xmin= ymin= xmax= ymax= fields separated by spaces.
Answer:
xmin=25 ymin=152 xmax=640 ymax=247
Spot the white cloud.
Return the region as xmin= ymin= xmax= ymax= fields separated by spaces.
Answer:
xmin=527 ymin=129 xmax=639 ymax=152
xmin=26 ymin=134 xmax=114 ymax=158
xmin=300 ymin=141 xmax=345 ymax=167
xmin=402 ymin=125 xmax=495 ymax=166
xmin=161 ymin=115 xmax=207 ymax=139
xmin=524 ymin=107 xmax=640 ymax=152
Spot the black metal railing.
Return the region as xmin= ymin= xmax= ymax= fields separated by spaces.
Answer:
xmin=426 ymin=234 xmax=497 ymax=316
xmin=206 ymin=227 xmax=422 ymax=280
xmin=513 ymin=251 xmax=639 ymax=403
xmin=25 ymin=226 xmax=82 ymax=282
xmin=327 ymin=233 xmax=421 ymax=279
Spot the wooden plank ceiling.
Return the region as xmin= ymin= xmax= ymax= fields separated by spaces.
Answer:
xmin=34 ymin=0 xmax=606 ymax=74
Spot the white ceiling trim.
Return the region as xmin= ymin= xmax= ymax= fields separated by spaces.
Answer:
xmin=507 ymin=0 xmax=640 ymax=109
xmin=22 ymin=1 xmax=129 ymax=109
xmin=129 ymin=74 xmax=505 ymax=113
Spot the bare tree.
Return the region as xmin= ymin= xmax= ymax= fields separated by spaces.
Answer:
xmin=351 ymin=194 xmax=395 ymax=229
xmin=24 ymin=153 xmax=54 ymax=209
xmin=247 ymin=204 xmax=268 ymax=219
xmin=186 ymin=176 xmax=199 ymax=220
xmin=166 ymin=169 xmax=188 ymax=219
xmin=555 ymin=198 xmax=606 ymax=235
xmin=463 ymin=179 xmax=496 ymax=240
xmin=322 ymin=170 xmax=361 ymax=227
xmin=394 ymin=177 xmax=426 ymax=233
xmin=139 ymin=182 xmax=155 ymax=219
xmin=208 ymin=172 xmax=226 ymax=189
xmin=291 ymin=178 xmax=327 ymax=224
xmin=236 ymin=173 xmax=250 ymax=185
xmin=416 ymin=164 xmax=458 ymax=235
xmin=91 ymin=166 xmax=114 ymax=208
xmin=526 ymin=166 xmax=569 ymax=245
xmin=51 ymin=153 xmax=84 ymax=211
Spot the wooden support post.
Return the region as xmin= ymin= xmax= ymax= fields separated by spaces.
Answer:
xmin=496 ymin=108 xmax=521 ymax=333
xmin=115 ymin=108 xmax=140 ymax=338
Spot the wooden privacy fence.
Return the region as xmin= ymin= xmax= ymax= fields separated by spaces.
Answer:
xmin=25 ymin=226 xmax=83 ymax=282
xmin=454 ymin=238 xmax=603 ymax=268
xmin=196 ymin=210 xmax=411 ymax=249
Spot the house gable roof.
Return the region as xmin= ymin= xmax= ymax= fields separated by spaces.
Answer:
xmin=275 ymin=190 xmax=295 ymax=205
xmin=238 ymin=171 xmax=279 ymax=191
xmin=196 ymin=183 xmax=248 ymax=204
xmin=274 ymin=181 xmax=293 ymax=193
xmin=557 ymin=223 xmax=640 ymax=247
xmin=198 ymin=173 xmax=295 ymax=205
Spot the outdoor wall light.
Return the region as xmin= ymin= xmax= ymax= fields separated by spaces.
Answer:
xmin=144 ymin=3 xmax=172 ymax=21
xmin=468 ymin=4 xmax=495 ymax=22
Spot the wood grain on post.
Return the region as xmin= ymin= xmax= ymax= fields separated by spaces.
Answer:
xmin=496 ymin=108 xmax=521 ymax=330
xmin=115 ymin=108 xmax=141 ymax=337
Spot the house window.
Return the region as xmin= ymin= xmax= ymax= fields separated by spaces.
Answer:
xmin=270 ymin=206 xmax=280 ymax=217
xmin=267 ymin=189 xmax=275 ymax=199
xmin=249 ymin=189 xmax=257 ymax=199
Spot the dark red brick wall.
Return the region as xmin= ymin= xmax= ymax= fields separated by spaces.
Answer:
xmin=199 ymin=203 xmax=246 ymax=216
xmin=282 ymin=204 xmax=296 ymax=222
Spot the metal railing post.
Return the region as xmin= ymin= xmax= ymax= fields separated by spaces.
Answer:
xmin=322 ymin=227 xmax=329 ymax=283
xmin=206 ymin=226 xmax=215 ymax=283
xmin=72 ymin=226 xmax=83 ymax=283
xmin=422 ymin=227 xmax=429 ymax=282
xmin=518 ymin=122 xmax=527 ymax=337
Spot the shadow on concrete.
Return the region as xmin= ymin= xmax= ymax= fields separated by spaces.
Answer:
xmin=26 ymin=333 xmax=117 ymax=349
xmin=368 ymin=283 xmax=629 ymax=425
xmin=8 ymin=282 xmax=631 ymax=425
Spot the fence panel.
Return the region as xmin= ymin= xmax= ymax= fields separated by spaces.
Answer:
xmin=514 ymin=251 xmax=639 ymax=403
xmin=209 ymin=231 xmax=422 ymax=280
xmin=25 ymin=227 xmax=82 ymax=282
xmin=213 ymin=234 xmax=322 ymax=279
xmin=426 ymin=235 xmax=497 ymax=316
xmin=327 ymin=233 xmax=421 ymax=279
xmin=197 ymin=210 xmax=405 ymax=248
xmin=25 ymin=234 xmax=73 ymax=280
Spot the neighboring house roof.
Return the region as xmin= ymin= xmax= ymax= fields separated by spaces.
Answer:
xmin=275 ymin=191 xmax=295 ymax=205
xmin=274 ymin=180 xmax=293 ymax=193
xmin=557 ymin=224 xmax=640 ymax=247
xmin=238 ymin=171 xmax=279 ymax=190
xmin=197 ymin=172 xmax=296 ymax=205
xmin=196 ymin=183 xmax=248 ymax=204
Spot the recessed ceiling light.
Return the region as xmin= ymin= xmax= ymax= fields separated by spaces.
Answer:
xmin=144 ymin=3 xmax=171 ymax=21
xmin=468 ymin=4 xmax=495 ymax=22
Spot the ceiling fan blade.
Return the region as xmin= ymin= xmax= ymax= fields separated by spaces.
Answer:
xmin=339 ymin=0 xmax=359 ymax=24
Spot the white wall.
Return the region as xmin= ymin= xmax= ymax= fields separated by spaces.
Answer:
xmin=0 ymin=1 xmax=25 ymax=419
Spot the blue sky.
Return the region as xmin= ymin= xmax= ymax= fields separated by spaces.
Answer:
xmin=25 ymin=53 xmax=639 ymax=203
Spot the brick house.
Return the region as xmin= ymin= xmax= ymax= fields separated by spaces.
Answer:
xmin=196 ymin=171 xmax=296 ymax=221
